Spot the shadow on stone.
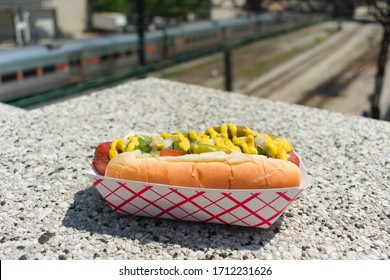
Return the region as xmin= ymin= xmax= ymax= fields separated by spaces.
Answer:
xmin=62 ymin=186 xmax=282 ymax=252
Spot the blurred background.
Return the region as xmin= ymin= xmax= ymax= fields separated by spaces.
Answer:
xmin=0 ymin=0 xmax=389 ymax=120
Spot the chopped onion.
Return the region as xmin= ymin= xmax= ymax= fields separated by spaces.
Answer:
xmin=255 ymin=134 xmax=267 ymax=150
xmin=163 ymin=138 xmax=173 ymax=149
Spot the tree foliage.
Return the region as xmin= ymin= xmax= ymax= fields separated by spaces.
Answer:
xmin=364 ymin=0 xmax=390 ymax=25
xmin=92 ymin=0 xmax=133 ymax=14
xmin=91 ymin=0 xmax=207 ymax=18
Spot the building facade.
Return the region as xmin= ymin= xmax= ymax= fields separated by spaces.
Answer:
xmin=0 ymin=0 xmax=88 ymax=45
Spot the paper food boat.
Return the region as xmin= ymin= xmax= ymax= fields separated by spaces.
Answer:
xmin=86 ymin=156 xmax=309 ymax=228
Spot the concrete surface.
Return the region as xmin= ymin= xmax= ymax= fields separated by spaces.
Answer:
xmin=0 ymin=78 xmax=389 ymax=260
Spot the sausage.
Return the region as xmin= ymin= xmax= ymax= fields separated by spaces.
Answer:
xmin=92 ymin=142 xmax=111 ymax=175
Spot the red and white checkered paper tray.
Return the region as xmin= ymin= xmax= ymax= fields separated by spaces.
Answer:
xmin=86 ymin=155 xmax=309 ymax=228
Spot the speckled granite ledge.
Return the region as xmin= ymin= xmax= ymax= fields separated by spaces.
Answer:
xmin=0 ymin=102 xmax=25 ymax=119
xmin=0 ymin=78 xmax=389 ymax=260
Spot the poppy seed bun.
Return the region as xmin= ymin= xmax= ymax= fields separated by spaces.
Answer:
xmin=105 ymin=151 xmax=301 ymax=189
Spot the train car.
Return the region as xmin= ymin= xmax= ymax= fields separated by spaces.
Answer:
xmin=0 ymin=43 xmax=76 ymax=102
xmin=218 ymin=16 xmax=258 ymax=40
xmin=0 ymin=35 xmax=143 ymax=102
xmin=0 ymin=12 xmax=319 ymax=103
xmin=166 ymin=21 xmax=222 ymax=56
xmin=86 ymin=34 xmax=139 ymax=75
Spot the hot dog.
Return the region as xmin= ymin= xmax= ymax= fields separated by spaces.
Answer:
xmin=92 ymin=124 xmax=301 ymax=189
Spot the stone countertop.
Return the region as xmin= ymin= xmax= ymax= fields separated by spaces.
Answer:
xmin=0 ymin=102 xmax=25 ymax=118
xmin=0 ymin=78 xmax=389 ymax=260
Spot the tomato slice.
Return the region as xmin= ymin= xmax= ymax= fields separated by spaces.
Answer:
xmin=288 ymin=151 xmax=300 ymax=167
xmin=159 ymin=150 xmax=187 ymax=157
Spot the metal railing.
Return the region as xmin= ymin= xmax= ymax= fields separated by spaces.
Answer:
xmin=7 ymin=15 xmax=330 ymax=108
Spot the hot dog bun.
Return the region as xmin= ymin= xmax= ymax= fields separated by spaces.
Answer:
xmin=104 ymin=151 xmax=301 ymax=189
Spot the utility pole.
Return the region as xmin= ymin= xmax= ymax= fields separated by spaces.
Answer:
xmin=365 ymin=0 xmax=390 ymax=119
xmin=136 ymin=0 xmax=145 ymax=65
xmin=224 ymin=48 xmax=233 ymax=91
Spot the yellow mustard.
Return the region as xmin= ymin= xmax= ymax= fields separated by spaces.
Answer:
xmin=161 ymin=132 xmax=173 ymax=139
xmin=259 ymin=133 xmax=292 ymax=160
xmin=227 ymin=123 xmax=237 ymax=137
xmin=233 ymin=135 xmax=258 ymax=154
xmin=175 ymin=132 xmax=190 ymax=151
xmin=206 ymin=127 xmax=225 ymax=147
xmin=274 ymin=137 xmax=293 ymax=153
xmin=246 ymin=127 xmax=259 ymax=138
xmin=125 ymin=136 xmax=141 ymax=152
xmin=188 ymin=130 xmax=198 ymax=141
xmin=189 ymin=130 xmax=213 ymax=145
xmin=217 ymin=124 xmax=242 ymax=152
xmin=109 ymin=138 xmax=125 ymax=159
xmin=199 ymin=133 xmax=213 ymax=145
xmin=161 ymin=132 xmax=190 ymax=151
xmin=109 ymin=124 xmax=294 ymax=161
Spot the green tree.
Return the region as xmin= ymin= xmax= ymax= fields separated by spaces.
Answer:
xmin=91 ymin=0 xmax=207 ymax=20
xmin=92 ymin=0 xmax=133 ymax=14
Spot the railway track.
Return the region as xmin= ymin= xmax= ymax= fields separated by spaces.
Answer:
xmin=241 ymin=21 xmax=386 ymax=119
xmin=244 ymin=24 xmax=361 ymax=98
xmin=295 ymin=45 xmax=378 ymax=108
xmin=163 ymin=21 xmax=387 ymax=118
xmin=163 ymin=21 xmax=338 ymax=91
